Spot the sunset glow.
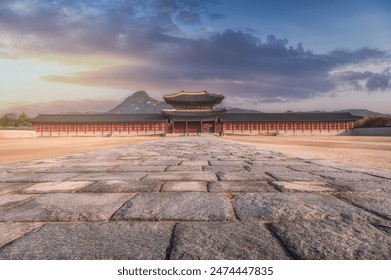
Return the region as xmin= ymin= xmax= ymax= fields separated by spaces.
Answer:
xmin=1 ymin=0 xmax=391 ymax=116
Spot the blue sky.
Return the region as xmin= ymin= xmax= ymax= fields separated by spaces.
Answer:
xmin=1 ymin=0 xmax=390 ymax=115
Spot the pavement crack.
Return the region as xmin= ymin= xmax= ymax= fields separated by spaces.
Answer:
xmin=165 ymin=222 xmax=178 ymax=260
xmin=108 ymin=194 xmax=139 ymax=221
xmin=265 ymin=223 xmax=297 ymax=260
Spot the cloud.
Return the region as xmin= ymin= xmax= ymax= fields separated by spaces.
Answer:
xmin=209 ymin=13 xmax=225 ymax=20
xmin=366 ymin=71 xmax=391 ymax=91
xmin=1 ymin=0 xmax=390 ymax=107
xmin=2 ymin=99 xmax=121 ymax=116
xmin=43 ymin=28 xmax=389 ymax=103
xmin=176 ymin=10 xmax=201 ymax=24
xmin=332 ymin=68 xmax=391 ymax=91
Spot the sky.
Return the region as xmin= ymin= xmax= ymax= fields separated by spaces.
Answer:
xmin=1 ymin=0 xmax=391 ymax=116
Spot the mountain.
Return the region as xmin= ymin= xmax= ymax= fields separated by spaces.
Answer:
xmin=227 ymin=107 xmax=262 ymax=113
xmin=107 ymin=91 xmax=171 ymax=114
xmin=332 ymin=109 xmax=389 ymax=117
xmin=286 ymin=109 xmax=388 ymax=117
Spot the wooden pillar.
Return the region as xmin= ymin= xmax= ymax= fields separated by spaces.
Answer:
xmin=200 ymin=120 xmax=203 ymax=133
xmin=345 ymin=121 xmax=347 ymax=131
xmin=267 ymin=122 xmax=269 ymax=132
xmin=185 ymin=120 xmax=188 ymax=134
xmin=172 ymin=120 xmax=174 ymax=133
xmin=327 ymin=121 xmax=330 ymax=132
xmin=127 ymin=123 xmax=130 ymax=134
xmin=84 ymin=123 xmax=87 ymax=134
xmin=240 ymin=122 xmax=243 ymax=133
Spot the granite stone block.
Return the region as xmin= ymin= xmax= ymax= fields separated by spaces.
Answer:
xmin=170 ymin=222 xmax=290 ymax=260
xmin=233 ymin=193 xmax=372 ymax=222
xmin=80 ymin=180 xmax=163 ymax=193
xmin=0 ymin=193 xmax=135 ymax=222
xmin=269 ymin=220 xmax=391 ymax=259
xmin=113 ymin=193 xmax=234 ymax=221
xmin=0 ymin=222 xmax=173 ymax=259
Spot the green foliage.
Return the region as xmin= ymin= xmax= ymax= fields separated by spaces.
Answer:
xmin=356 ymin=116 xmax=391 ymax=128
xmin=0 ymin=113 xmax=32 ymax=127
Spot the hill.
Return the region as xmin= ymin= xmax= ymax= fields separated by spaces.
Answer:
xmin=107 ymin=91 xmax=171 ymax=114
xmin=286 ymin=109 xmax=388 ymax=117
xmin=227 ymin=107 xmax=261 ymax=113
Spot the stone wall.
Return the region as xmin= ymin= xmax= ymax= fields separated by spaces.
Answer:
xmin=342 ymin=127 xmax=391 ymax=136
xmin=36 ymin=130 xmax=165 ymax=137
xmin=223 ymin=129 xmax=344 ymax=136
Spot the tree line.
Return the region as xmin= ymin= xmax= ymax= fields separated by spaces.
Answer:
xmin=0 ymin=113 xmax=32 ymax=127
xmin=356 ymin=116 xmax=391 ymax=128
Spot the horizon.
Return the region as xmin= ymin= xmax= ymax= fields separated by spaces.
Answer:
xmin=1 ymin=0 xmax=391 ymax=115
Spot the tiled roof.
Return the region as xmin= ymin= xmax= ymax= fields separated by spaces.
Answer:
xmin=29 ymin=114 xmax=167 ymax=123
xmin=222 ymin=112 xmax=362 ymax=122
xmin=29 ymin=112 xmax=362 ymax=124
xmin=163 ymin=91 xmax=224 ymax=106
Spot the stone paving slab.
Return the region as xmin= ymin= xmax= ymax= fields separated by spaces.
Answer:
xmin=0 ymin=183 xmax=32 ymax=195
xmin=266 ymin=171 xmax=324 ymax=181
xmin=180 ymin=160 xmax=209 ymax=166
xmin=0 ymin=172 xmax=80 ymax=183
xmin=0 ymin=193 xmax=135 ymax=222
xmin=217 ymin=171 xmax=272 ymax=181
xmin=145 ymin=171 xmax=217 ymax=181
xmin=310 ymin=171 xmax=387 ymax=182
xmin=166 ymin=165 xmax=203 ymax=172
xmin=140 ymin=160 xmax=181 ymax=166
xmin=271 ymin=181 xmax=336 ymax=193
xmin=20 ymin=181 xmax=93 ymax=193
xmin=233 ymin=193 xmax=374 ymax=222
xmin=0 ymin=222 xmax=42 ymax=248
xmin=0 ymin=194 xmax=37 ymax=211
xmin=0 ymin=136 xmax=390 ymax=260
xmin=203 ymin=165 xmax=247 ymax=172
xmin=330 ymin=180 xmax=391 ymax=192
xmin=209 ymin=160 xmax=250 ymax=166
xmin=40 ymin=166 xmax=110 ymax=173
xmin=269 ymin=220 xmax=391 ymax=259
xmin=113 ymin=193 xmax=235 ymax=221
xmin=112 ymin=165 xmax=167 ymax=172
xmin=170 ymin=222 xmax=290 ymax=260
xmin=287 ymin=165 xmax=341 ymax=172
xmin=80 ymin=180 xmax=163 ymax=193
xmin=162 ymin=181 xmax=207 ymax=192
xmin=209 ymin=181 xmax=275 ymax=193
xmin=336 ymin=192 xmax=391 ymax=219
xmin=0 ymin=222 xmax=173 ymax=260
xmin=70 ymin=172 xmax=146 ymax=181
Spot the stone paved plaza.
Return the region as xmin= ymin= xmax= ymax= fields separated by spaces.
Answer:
xmin=0 ymin=136 xmax=390 ymax=259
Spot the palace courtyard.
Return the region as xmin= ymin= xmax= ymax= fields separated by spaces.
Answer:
xmin=0 ymin=136 xmax=390 ymax=259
